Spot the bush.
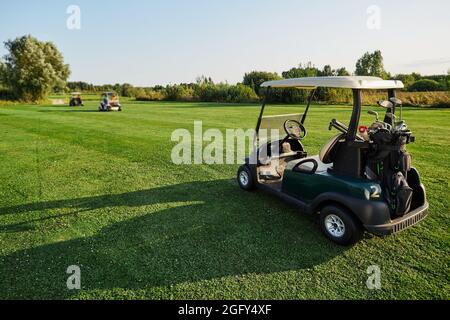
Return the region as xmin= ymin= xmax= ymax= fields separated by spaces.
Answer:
xmin=193 ymin=83 xmax=219 ymax=102
xmin=262 ymin=87 xmax=352 ymax=105
xmin=324 ymin=88 xmax=353 ymax=104
xmin=409 ymin=79 xmax=444 ymax=92
xmin=135 ymin=83 xmax=258 ymax=103
xmin=135 ymin=90 xmax=165 ymax=101
xmin=243 ymin=71 xmax=281 ymax=96
xmin=0 ymin=88 xmax=15 ymax=100
xmin=399 ymin=91 xmax=450 ymax=107
xmin=224 ymin=84 xmax=259 ymax=103
xmin=362 ymin=90 xmax=450 ymax=107
xmin=164 ymin=85 xmax=193 ymax=102
xmin=193 ymin=83 xmax=258 ymax=103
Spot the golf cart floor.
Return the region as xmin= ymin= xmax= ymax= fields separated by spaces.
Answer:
xmin=260 ymin=180 xmax=282 ymax=191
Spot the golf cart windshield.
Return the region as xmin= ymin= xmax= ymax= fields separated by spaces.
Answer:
xmin=258 ymin=113 xmax=302 ymax=142
xmin=259 ymin=113 xmax=302 ymax=132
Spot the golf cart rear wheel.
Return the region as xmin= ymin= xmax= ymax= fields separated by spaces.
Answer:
xmin=237 ymin=165 xmax=255 ymax=191
xmin=319 ymin=205 xmax=363 ymax=246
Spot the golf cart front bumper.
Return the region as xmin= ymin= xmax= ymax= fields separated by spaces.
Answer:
xmin=364 ymin=202 xmax=429 ymax=236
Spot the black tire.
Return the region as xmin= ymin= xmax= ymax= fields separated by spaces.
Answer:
xmin=237 ymin=165 xmax=255 ymax=191
xmin=319 ymin=205 xmax=363 ymax=246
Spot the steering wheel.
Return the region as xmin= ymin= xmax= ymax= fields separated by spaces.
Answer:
xmin=284 ymin=120 xmax=307 ymax=140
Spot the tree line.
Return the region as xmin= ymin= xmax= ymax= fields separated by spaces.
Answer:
xmin=0 ymin=36 xmax=449 ymax=104
xmin=68 ymin=51 xmax=450 ymax=104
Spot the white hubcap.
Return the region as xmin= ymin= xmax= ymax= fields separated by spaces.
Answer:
xmin=239 ymin=171 xmax=249 ymax=186
xmin=325 ymin=214 xmax=346 ymax=238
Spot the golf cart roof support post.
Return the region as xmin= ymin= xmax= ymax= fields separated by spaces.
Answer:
xmin=347 ymin=89 xmax=362 ymax=142
xmin=301 ymin=89 xmax=316 ymax=125
xmin=255 ymin=87 xmax=271 ymax=135
xmin=384 ymin=89 xmax=397 ymax=125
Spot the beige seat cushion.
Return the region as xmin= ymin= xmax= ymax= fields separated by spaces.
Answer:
xmin=319 ymin=134 xmax=345 ymax=164
xmin=286 ymin=155 xmax=332 ymax=173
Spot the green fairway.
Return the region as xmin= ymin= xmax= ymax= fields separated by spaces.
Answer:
xmin=0 ymin=100 xmax=448 ymax=300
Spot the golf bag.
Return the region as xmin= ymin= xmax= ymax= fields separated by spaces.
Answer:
xmin=368 ymin=130 xmax=414 ymax=217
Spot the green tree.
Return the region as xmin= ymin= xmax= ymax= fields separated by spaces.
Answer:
xmin=318 ymin=65 xmax=350 ymax=77
xmin=196 ymin=75 xmax=214 ymax=85
xmin=282 ymin=62 xmax=319 ymax=79
xmin=242 ymin=71 xmax=281 ymax=95
xmin=321 ymin=65 xmax=333 ymax=76
xmin=1 ymin=35 xmax=70 ymax=101
xmin=121 ymin=83 xmax=135 ymax=97
xmin=355 ymin=50 xmax=389 ymax=79
xmin=0 ymin=61 xmax=5 ymax=82
xmin=336 ymin=67 xmax=350 ymax=76
xmin=393 ymin=74 xmax=417 ymax=90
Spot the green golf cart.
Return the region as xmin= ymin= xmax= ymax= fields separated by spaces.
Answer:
xmin=237 ymin=76 xmax=428 ymax=245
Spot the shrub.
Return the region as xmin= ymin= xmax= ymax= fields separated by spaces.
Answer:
xmin=135 ymin=90 xmax=165 ymax=101
xmin=393 ymin=74 xmax=420 ymax=90
xmin=193 ymin=83 xmax=258 ymax=103
xmin=324 ymin=88 xmax=353 ymax=104
xmin=193 ymin=83 xmax=222 ymax=102
xmin=399 ymin=91 xmax=450 ymax=107
xmin=409 ymin=79 xmax=443 ymax=92
xmin=163 ymin=85 xmax=194 ymax=101
xmin=224 ymin=84 xmax=259 ymax=103
xmin=362 ymin=90 xmax=450 ymax=107
xmin=0 ymin=88 xmax=15 ymax=100
xmin=243 ymin=71 xmax=281 ymax=96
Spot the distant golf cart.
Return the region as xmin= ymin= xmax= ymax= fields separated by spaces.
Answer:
xmin=237 ymin=76 xmax=428 ymax=245
xmin=69 ymin=92 xmax=84 ymax=107
xmin=99 ymin=92 xmax=122 ymax=112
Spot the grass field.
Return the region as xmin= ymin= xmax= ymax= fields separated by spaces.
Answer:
xmin=0 ymin=99 xmax=448 ymax=299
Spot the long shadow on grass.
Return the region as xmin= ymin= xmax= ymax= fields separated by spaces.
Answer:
xmin=0 ymin=180 xmax=345 ymax=299
xmin=38 ymin=109 xmax=100 ymax=113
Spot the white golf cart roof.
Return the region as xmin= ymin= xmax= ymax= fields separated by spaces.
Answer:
xmin=261 ymin=76 xmax=404 ymax=90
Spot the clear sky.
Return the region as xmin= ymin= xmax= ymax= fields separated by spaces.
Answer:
xmin=1 ymin=0 xmax=449 ymax=86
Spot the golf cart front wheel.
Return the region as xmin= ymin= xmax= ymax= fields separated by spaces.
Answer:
xmin=319 ymin=205 xmax=363 ymax=246
xmin=237 ymin=165 xmax=255 ymax=191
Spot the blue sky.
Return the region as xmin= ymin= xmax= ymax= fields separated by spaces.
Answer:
xmin=1 ymin=0 xmax=449 ymax=86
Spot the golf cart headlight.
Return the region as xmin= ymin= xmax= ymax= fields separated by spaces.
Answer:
xmin=368 ymin=185 xmax=382 ymax=199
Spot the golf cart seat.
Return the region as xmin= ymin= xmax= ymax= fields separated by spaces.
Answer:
xmin=287 ymin=134 xmax=344 ymax=174
xmin=257 ymin=140 xmax=305 ymax=165
xmin=288 ymin=155 xmax=332 ymax=174
xmin=319 ymin=133 xmax=345 ymax=164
